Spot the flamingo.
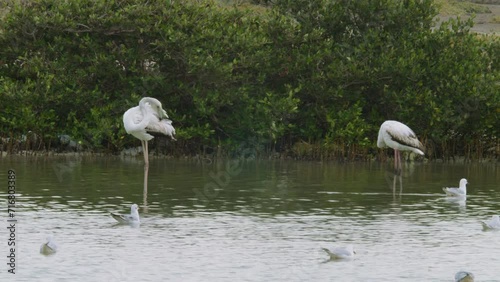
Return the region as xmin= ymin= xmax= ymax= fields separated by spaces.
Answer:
xmin=322 ymin=245 xmax=356 ymax=260
xmin=455 ymin=271 xmax=474 ymax=282
xmin=111 ymin=204 xmax=140 ymax=224
xmin=40 ymin=235 xmax=57 ymax=255
xmin=123 ymin=97 xmax=176 ymax=167
xmin=377 ymin=120 xmax=424 ymax=172
xmin=442 ymin=178 xmax=468 ymax=197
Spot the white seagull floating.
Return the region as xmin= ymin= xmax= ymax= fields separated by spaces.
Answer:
xmin=123 ymin=97 xmax=176 ymax=167
xmin=322 ymin=245 xmax=356 ymax=260
xmin=443 ymin=178 xmax=468 ymax=197
xmin=481 ymin=215 xmax=500 ymax=230
xmin=455 ymin=270 xmax=474 ymax=282
xmin=377 ymin=120 xmax=424 ymax=171
xmin=40 ymin=235 xmax=57 ymax=255
xmin=111 ymin=204 xmax=140 ymax=224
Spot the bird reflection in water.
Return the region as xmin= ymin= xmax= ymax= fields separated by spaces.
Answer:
xmin=143 ymin=163 xmax=149 ymax=213
xmin=385 ymin=171 xmax=403 ymax=201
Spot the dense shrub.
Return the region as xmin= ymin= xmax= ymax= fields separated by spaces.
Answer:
xmin=0 ymin=0 xmax=498 ymax=160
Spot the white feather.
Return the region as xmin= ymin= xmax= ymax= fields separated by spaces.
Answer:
xmin=146 ymin=119 xmax=176 ymax=139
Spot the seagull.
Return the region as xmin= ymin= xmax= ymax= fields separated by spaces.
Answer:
xmin=123 ymin=97 xmax=176 ymax=168
xmin=322 ymin=245 xmax=356 ymax=260
xmin=377 ymin=120 xmax=424 ymax=172
xmin=481 ymin=215 xmax=500 ymax=230
xmin=443 ymin=178 xmax=468 ymax=197
xmin=40 ymin=235 xmax=57 ymax=255
xmin=111 ymin=204 xmax=140 ymax=224
xmin=455 ymin=271 xmax=474 ymax=282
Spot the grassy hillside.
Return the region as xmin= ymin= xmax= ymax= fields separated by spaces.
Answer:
xmin=435 ymin=0 xmax=491 ymax=14
xmin=438 ymin=1 xmax=499 ymax=34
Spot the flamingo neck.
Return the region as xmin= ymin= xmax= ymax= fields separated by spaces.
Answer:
xmin=135 ymin=100 xmax=152 ymax=128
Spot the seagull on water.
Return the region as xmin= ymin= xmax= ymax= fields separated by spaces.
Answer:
xmin=455 ymin=271 xmax=474 ymax=282
xmin=111 ymin=204 xmax=140 ymax=224
xmin=377 ymin=120 xmax=424 ymax=172
xmin=481 ymin=215 xmax=500 ymax=230
xmin=322 ymin=245 xmax=356 ymax=260
xmin=443 ymin=178 xmax=468 ymax=197
xmin=40 ymin=235 xmax=57 ymax=255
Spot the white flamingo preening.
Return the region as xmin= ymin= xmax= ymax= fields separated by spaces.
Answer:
xmin=123 ymin=97 xmax=176 ymax=167
xmin=377 ymin=120 xmax=424 ymax=171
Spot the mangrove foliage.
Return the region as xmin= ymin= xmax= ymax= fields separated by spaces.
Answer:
xmin=0 ymin=0 xmax=498 ymax=160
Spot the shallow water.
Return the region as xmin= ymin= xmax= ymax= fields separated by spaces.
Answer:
xmin=0 ymin=156 xmax=499 ymax=281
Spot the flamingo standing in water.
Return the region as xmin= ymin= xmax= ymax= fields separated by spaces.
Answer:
xmin=123 ymin=97 xmax=176 ymax=167
xmin=377 ymin=120 xmax=424 ymax=172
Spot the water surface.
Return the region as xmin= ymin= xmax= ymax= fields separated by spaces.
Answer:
xmin=0 ymin=156 xmax=499 ymax=281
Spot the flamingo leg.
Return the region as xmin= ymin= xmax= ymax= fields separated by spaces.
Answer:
xmin=397 ymin=150 xmax=401 ymax=170
xmin=394 ymin=150 xmax=398 ymax=171
xmin=144 ymin=140 xmax=149 ymax=169
xmin=141 ymin=140 xmax=149 ymax=168
xmin=398 ymin=150 xmax=402 ymax=171
xmin=394 ymin=149 xmax=402 ymax=174
xmin=140 ymin=139 xmax=149 ymax=212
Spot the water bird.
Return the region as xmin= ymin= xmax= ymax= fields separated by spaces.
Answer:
xmin=481 ymin=215 xmax=500 ymax=230
xmin=111 ymin=204 xmax=140 ymax=224
xmin=322 ymin=245 xmax=356 ymax=260
xmin=123 ymin=97 xmax=176 ymax=168
xmin=377 ymin=120 xmax=424 ymax=172
xmin=40 ymin=235 xmax=57 ymax=255
xmin=455 ymin=271 xmax=474 ymax=282
xmin=443 ymin=178 xmax=468 ymax=197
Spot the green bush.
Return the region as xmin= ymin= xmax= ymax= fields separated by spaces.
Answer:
xmin=0 ymin=0 xmax=498 ymax=160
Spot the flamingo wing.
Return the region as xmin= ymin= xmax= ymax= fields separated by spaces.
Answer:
xmin=378 ymin=121 xmax=424 ymax=155
xmin=146 ymin=119 xmax=176 ymax=138
xmin=385 ymin=122 xmax=423 ymax=151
